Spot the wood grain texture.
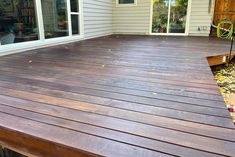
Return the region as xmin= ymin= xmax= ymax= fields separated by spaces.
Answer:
xmin=212 ymin=0 xmax=235 ymax=36
xmin=0 ymin=35 xmax=234 ymax=157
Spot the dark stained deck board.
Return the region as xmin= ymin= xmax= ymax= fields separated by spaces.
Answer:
xmin=0 ymin=107 xmax=231 ymax=157
xmin=0 ymin=55 xmax=216 ymax=83
xmin=0 ymin=78 xmax=232 ymax=127
xmin=0 ymin=66 xmax=221 ymax=95
xmin=0 ymin=35 xmax=235 ymax=157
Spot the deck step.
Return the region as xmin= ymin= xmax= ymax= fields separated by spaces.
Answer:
xmin=207 ymin=53 xmax=235 ymax=66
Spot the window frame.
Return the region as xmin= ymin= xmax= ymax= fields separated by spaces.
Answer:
xmin=68 ymin=0 xmax=82 ymax=36
xmin=116 ymin=0 xmax=137 ymax=6
xmin=0 ymin=0 xmax=84 ymax=56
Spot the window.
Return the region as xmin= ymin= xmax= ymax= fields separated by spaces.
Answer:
xmin=117 ymin=0 xmax=136 ymax=5
xmin=0 ymin=0 xmax=39 ymax=45
xmin=41 ymin=0 xmax=69 ymax=39
xmin=0 ymin=0 xmax=82 ymax=47
xmin=70 ymin=0 xmax=80 ymax=35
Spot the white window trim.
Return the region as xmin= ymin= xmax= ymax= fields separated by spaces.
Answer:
xmin=68 ymin=0 xmax=82 ymax=36
xmin=0 ymin=35 xmax=84 ymax=57
xmin=0 ymin=0 xmax=84 ymax=56
xmin=116 ymin=0 xmax=137 ymax=7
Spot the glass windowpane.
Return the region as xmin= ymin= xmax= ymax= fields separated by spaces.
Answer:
xmin=0 ymin=0 xmax=39 ymax=45
xmin=119 ymin=0 xmax=135 ymax=4
xmin=41 ymin=0 xmax=69 ymax=39
xmin=71 ymin=14 xmax=79 ymax=35
xmin=169 ymin=0 xmax=188 ymax=33
xmin=152 ymin=0 xmax=169 ymax=33
xmin=70 ymin=0 xmax=79 ymax=12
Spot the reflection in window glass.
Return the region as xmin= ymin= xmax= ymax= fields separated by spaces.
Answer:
xmin=118 ymin=0 xmax=135 ymax=4
xmin=70 ymin=0 xmax=79 ymax=12
xmin=0 ymin=0 xmax=38 ymax=45
xmin=41 ymin=0 xmax=69 ymax=39
xmin=71 ymin=15 xmax=79 ymax=35
xmin=169 ymin=0 xmax=188 ymax=33
xmin=152 ymin=0 xmax=169 ymax=33
xmin=152 ymin=0 xmax=188 ymax=34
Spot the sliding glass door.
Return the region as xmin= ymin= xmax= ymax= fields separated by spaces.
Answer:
xmin=152 ymin=0 xmax=189 ymax=35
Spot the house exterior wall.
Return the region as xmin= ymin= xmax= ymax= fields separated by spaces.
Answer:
xmin=112 ymin=0 xmax=215 ymax=36
xmin=112 ymin=0 xmax=151 ymax=35
xmin=1 ymin=0 xmax=114 ymax=56
xmin=0 ymin=0 xmax=216 ymax=56
xmin=189 ymin=0 xmax=215 ymax=36
xmin=83 ymin=0 xmax=113 ymax=39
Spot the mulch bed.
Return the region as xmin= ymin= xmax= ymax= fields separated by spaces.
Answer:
xmin=212 ymin=59 xmax=235 ymax=123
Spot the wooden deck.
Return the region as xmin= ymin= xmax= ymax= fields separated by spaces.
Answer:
xmin=0 ymin=35 xmax=235 ymax=157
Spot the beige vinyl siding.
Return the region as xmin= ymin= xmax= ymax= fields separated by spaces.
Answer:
xmin=82 ymin=0 xmax=215 ymax=37
xmin=189 ymin=0 xmax=215 ymax=36
xmin=111 ymin=0 xmax=214 ymax=36
xmin=112 ymin=0 xmax=151 ymax=35
xmin=83 ymin=0 xmax=113 ymax=39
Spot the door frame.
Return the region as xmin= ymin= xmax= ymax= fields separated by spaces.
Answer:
xmin=149 ymin=0 xmax=192 ymax=36
xmin=35 ymin=0 xmax=84 ymax=41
